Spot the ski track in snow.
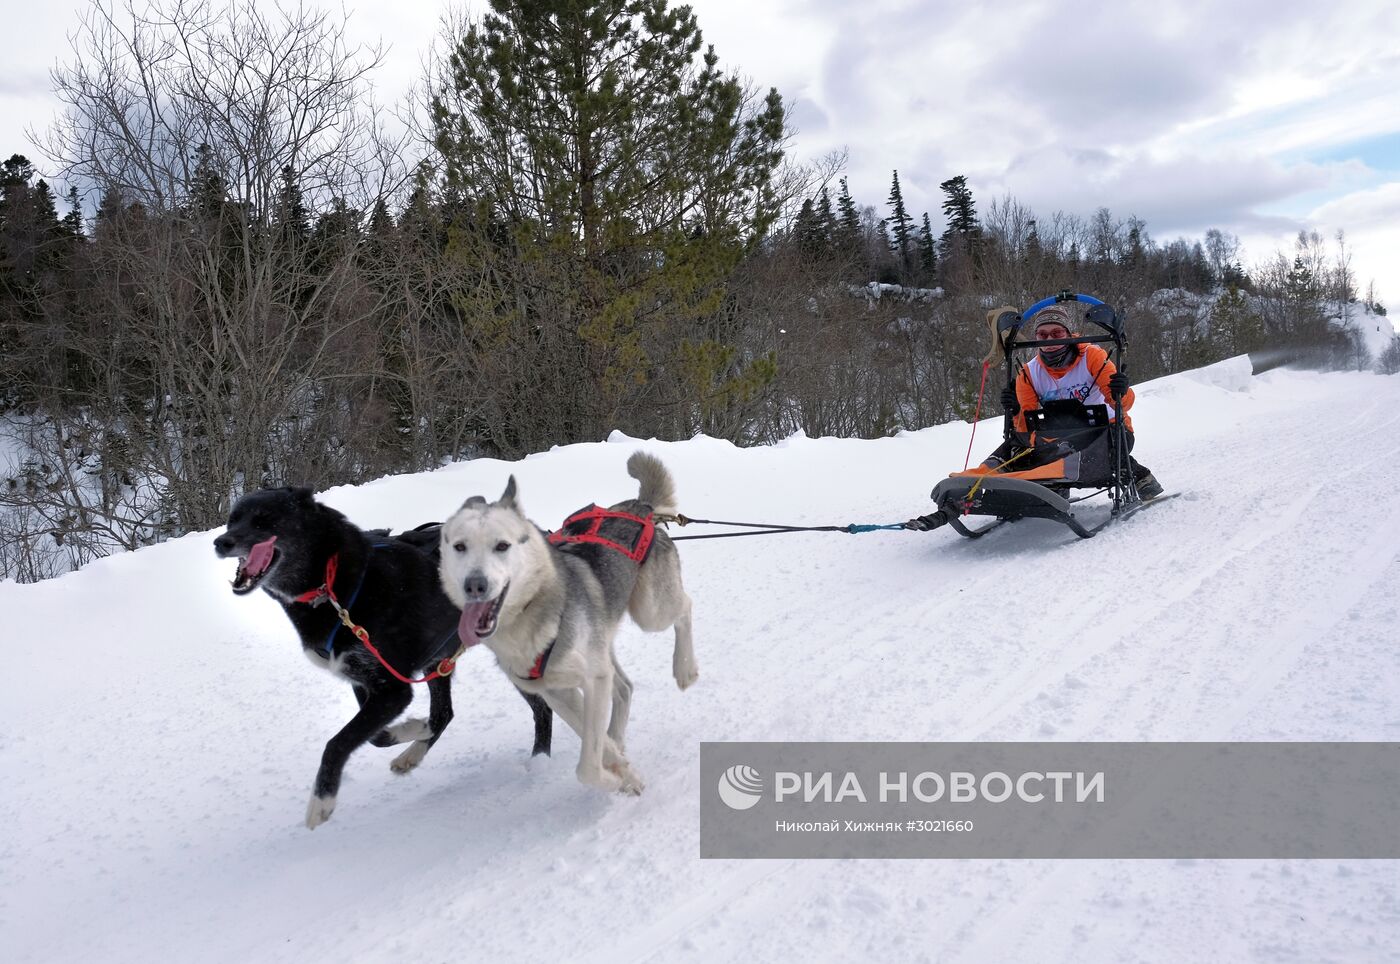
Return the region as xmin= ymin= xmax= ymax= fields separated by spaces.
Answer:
xmin=2 ymin=359 xmax=1398 ymax=963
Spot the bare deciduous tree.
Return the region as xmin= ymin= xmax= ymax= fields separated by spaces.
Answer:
xmin=15 ymin=0 xmax=408 ymax=557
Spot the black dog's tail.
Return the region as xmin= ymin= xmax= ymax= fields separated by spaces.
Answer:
xmin=627 ymin=451 xmax=677 ymax=515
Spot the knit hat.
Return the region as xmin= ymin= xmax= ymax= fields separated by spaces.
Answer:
xmin=1033 ymin=303 xmax=1074 ymax=334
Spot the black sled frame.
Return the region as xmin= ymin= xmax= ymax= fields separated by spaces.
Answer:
xmin=931 ymin=291 xmax=1145 ymax=540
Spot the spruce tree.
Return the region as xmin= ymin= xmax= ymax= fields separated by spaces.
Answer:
xmin=836 ymin=178 xmax=861 ymax=237
xmin=886 ymin=170 xmax=914 ymax=279
xmin=273 ymin=165 xmax=311 ymax=248
xmin=794 ymin=197 xmax=827 ymax=256
xmin=938 ymin=174 xmax=980 ymax=254
xmin=834 ymin=176 xmax=863 ymax=267
xmin=817 ymin=187 xmax=837 ymax=257
xmin=187 ymin=144 xmax=227 ymax=224
xmin=364 ymin=197 xmax=396 ymax=265
xmin=0 ymin=155 xmax=77 ymax=405
xmin=873 ymin=220 xmax=898 ymax=284
xmin=1124 ymin=219 xmax=1147 ymax=276
xmin=1286 ymin=256 xmax=1315 ymax=301
xmin=917 ymin=212 xmax=937 ymax=286
xmin=1212 ymin=284 xmax=1263 ymax=357
xmin=62 ymin=188 xmax=84 ymax=239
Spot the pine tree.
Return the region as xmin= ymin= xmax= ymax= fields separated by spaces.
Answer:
xmin=310 ymin=197 xmax=360 ymax=263
xmin=94 ymin=185 xmax=123 ymax=228
xmin=1211 ymin=284 xmax=1263 ymax=357
xmin=1286 ymin=256 xmax=1315 ymax=302
xmin=1 ymin=154 xmax=35 ymax=193
xmin=62 ymin=188 xmax=84 ymax=239
xmin=0 ymin=154 xmax=78 ymax=405
xmin=1222 ymin=260 xmax=1251 ymax=291
xmin=1123 ymin=218 xmax=1147 ymax=276
xmin=938 ymin=174 xmax=980 ymax=254
xmin=273 ymin=165 xmax=311 ymax=248
xmin=873 ymin=220 xmax=898 ymax=284
xmin=434 ymin=0 xmax=785 ymax=250
xmin=1025 ymin=218 xmax=1042 ymax=266
xmin=1189 ymin=241 xmax=1214 ymax=291
xmin=835 ymin=177 xmax=862 ymax=257
xmin=917 ymin=212 xmax=937 ymax=286
xmin=793 ymin=197 xmax=825 ymax=256
xmin=0 ymin=157 xmax=66 ymax=285
xmin=885 ymin=170 xmax=914 ymax=280
xmin=187 ymin=143 xmax=227 ymax=223
xmin=432 ymin=0 xmax=789 ymax=445
xmin=364 ymin=196 xmax=396 ymax=265
xmin=817 ymin=188 xmax=836 ymax=242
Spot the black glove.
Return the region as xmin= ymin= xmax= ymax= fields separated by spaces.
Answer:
xmin=1108 ymin=372 xmax=1129 ymax=398
xmin=999 ymin=387 xmax=1019 ymax=414
xmin=906 ymin=510 xmax=948 ymax=531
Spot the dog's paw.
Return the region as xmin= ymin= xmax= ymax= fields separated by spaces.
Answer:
xmin=608 ymin=760 xmax=645 ymax=796
xmin=673 ymin=661 xmax=699 ymax=691
xmin=577 ymin=763 xmax=622 ymax=793
xmin=305 ymin=793 xmax=337 ymax=829
xmin=390 ymin=741 xmax=429 ymax=774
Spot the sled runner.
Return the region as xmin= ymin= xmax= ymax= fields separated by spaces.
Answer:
xmin=926 ymin=292 xmax=1166 ymax=540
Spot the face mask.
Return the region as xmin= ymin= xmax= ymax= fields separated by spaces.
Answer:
xmin=1040 ymin=344 xmax=1075 ymax=367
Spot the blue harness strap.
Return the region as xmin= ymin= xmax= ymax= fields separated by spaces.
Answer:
xmin=319 ymin=545 xmax=386 ymax=656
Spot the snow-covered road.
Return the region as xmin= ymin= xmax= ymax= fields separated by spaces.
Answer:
xmin=4 ymin=358 xmax=1397 ymax=962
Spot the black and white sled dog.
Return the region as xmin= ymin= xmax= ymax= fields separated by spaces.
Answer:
xmin=439 ymin=452 xmax=697 ymax=795
xmin=214 ymin=487 xmax=552 ymax=828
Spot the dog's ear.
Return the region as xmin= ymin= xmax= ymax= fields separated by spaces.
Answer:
xmin=458 ymin=495 xmax=487 ymax=512
xmin=290 ymin=486 xmax=316 ymax=506
xmin=498 ymin=475 xmax=519 ymax=511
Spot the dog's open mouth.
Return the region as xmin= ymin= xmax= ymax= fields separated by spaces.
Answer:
xmin=458 ymin=583 xmax=508 ymax=646
xmin=232 ymin=536 xmax=279 ymax=595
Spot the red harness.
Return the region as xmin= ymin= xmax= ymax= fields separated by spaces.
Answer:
xmin=547 ymin=505 xmax=656 ymax=562
xmin=293 ymin=553 xmax=342 ymax=605
xmin=295 ymin=553 xmax=463 ymax=684
xmin=521 ymin=506 xmax=653 ymax=683
xmin=293 ymin=508 xmax=654 ymax=685
xmin=523 ymin=641 xmax=555 ymax=681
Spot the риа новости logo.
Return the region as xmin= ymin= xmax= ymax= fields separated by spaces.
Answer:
xmin=717 ymin=764 xmax=763 ymax=810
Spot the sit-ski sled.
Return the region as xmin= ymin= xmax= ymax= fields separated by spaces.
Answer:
xmin=923 ymin=291 xmax=1173 ymax=540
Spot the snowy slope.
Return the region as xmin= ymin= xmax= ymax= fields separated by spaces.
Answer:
xmin=1352 ymin=302 xmax=1397 ymax=359
xmin=3 ymin=359 xmax=1399 ymax=963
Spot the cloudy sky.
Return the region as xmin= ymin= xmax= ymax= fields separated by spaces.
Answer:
xmin=4 ymin=0 xmax=1398 ymax=306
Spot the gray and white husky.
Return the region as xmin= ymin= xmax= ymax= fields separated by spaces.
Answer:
xmin=439 ymin=452 xmax=697 ymax=795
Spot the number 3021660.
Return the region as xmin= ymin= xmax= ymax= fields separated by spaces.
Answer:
xmin=908 ymin=819 xmax=974 ymax=832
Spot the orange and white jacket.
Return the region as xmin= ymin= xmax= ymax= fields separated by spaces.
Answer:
xmin=1012 ymin=343 xmax=1134 ymax=433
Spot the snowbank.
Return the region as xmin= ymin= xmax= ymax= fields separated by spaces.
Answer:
xmin=3 ymin=363 xmax=1398 ymax=962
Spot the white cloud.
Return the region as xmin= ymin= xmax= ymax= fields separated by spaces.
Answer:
xmin=1306 ymin=184 xmax=1400 ymax=305
xmin=1310 ymin=182 xmax=1400 ymax=229
xmin=2 ymin=0 xmax=1398 ymax=301
xmin=986 ymin=148 xmax=1360 ymax=233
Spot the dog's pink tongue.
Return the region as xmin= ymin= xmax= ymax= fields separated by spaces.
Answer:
xmin=457 ymin=602 xmax=493 ymax=647
xmin=245 ymin=536 xmax=277 ymax=577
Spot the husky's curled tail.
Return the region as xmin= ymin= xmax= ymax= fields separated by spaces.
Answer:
xmin=627 ymin=451 xmax=677 ymax=516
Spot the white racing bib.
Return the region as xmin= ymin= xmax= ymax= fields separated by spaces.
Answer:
xmin=1025 ymin=351 xmax=1115 ymax=418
